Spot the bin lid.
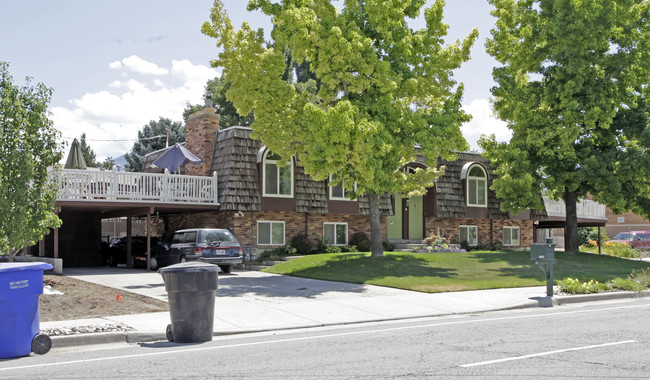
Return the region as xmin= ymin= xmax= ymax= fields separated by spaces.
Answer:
xmin=0 ymin=262 xmax=53 ymax=273
xmin=158 ymin=261 xmax=220 ymax=274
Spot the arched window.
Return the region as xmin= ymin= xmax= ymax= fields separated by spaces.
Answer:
xmin=466 ymin=164 xmax=487 ymax=207
xmin=263 ymin=151 xmax=293 ymax=197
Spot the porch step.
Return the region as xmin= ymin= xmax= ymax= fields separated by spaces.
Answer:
xmin=390 ymin=240 xmax=424 ymax=252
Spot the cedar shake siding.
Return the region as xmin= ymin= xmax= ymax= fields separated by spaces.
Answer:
xmin=173 ymin=109 xmax=545 ymax=250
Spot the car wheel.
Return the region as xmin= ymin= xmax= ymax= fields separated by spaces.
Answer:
xmin=219 ymin=265 xmax=232 ymax=274
xmin=179 ymin=255 xmax=187 ymax=263
xmin=150 ymin=257 xmax=159 ymax=271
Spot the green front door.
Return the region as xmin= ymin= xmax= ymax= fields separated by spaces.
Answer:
xmin=408 ymin=195 xmax=423 ymax=240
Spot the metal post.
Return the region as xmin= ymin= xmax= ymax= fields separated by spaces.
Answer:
xmin=146 ymin=212 xmax=151 ymax=271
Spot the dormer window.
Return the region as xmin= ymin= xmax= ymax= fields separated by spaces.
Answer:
xmin=329 ymin=175 xmax=355 ymax=201
xmin=464 ymin=163 xmax=487 ymax=207
xmin=263 ymin=151 xmax=293 ymax=197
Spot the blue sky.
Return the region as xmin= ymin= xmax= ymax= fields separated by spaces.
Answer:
xmin=1 ymin=0 xmax=509 ymax=161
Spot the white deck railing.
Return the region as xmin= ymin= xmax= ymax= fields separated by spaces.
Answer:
xmin=52 ymin=169 xmax=219 ymax=205
xmin=543 ymin=196 xmax=606 ymax=220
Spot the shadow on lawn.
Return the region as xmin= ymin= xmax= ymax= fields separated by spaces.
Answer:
xmin=282 ymin=253 xmax=457 ymax=283
xmin=471 ymin=250 xmax=650 ymax=282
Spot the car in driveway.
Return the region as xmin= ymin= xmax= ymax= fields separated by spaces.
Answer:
xmin=156 ymin=228 xmax=243 ymax=273
xmin=105 ymin=236 xmax=164 ymax=270
xmin=609 ymin=231 xmax=650 ymax=250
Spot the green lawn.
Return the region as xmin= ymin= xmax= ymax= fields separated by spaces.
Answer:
xmin=262 ymin=251 xmax=650 ymax=293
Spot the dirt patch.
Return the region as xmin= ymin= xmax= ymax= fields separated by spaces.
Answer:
xmin=40 ymin=275 xmax=168 ymax=322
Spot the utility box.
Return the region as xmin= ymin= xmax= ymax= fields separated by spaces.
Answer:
xmin=530 ymin=238 xmax=557 ymax=297
xmin=530 ymin=243 xmax=555 ymax=262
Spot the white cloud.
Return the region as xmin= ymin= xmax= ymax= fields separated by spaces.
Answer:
xmin=52 ymin=56 xmax=218 ymax=161
xmin=461 ymin=99 xmax=511 ymax=151
xmin=108 ymin=60 xmax=122 ymax=69
xmin=111 ymin=55 xmax=169 ymax=76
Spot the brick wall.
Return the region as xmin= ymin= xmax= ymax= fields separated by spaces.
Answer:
xmin=167 ymin=210 xmax=387 ymax=250
xmin=184 ymin=107 xmax=220 ymax=177
xmin=425 ymin=217 xmax=534 ymax=248
xmin=605 ymin=208 xmax=650 ymax=238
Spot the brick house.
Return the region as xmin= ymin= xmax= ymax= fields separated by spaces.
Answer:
xmin=161 ymin=108 xmax=544 ymax=251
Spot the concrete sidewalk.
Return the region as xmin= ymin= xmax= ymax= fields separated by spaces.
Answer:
xmin=40 ymin=268 xmax=647 ymax=347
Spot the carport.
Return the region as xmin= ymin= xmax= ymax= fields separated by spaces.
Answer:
xmin=35 ymin=168 xmax=220 ymax=268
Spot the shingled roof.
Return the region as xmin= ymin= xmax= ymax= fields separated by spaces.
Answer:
xmin=210 ymin=127 xmax=392 ymax=215
xmin=211 ymin=127 xmax=262 ymax=211
xmin=435 ymin=152 xmax=508 ymax=219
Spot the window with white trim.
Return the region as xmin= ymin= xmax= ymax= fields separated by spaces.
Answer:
xmin=503 ymin=227 xmax=520 ymax=246
xmin=459 ymin=225 xmax=478 ymax=246
xmin=329 ymin=175 xmax=355 ymax=201
xmin=263 ymin=151 xmax=293 ymax=197
xmin=257 ymin=221 xmax=285 ymax=245
xmin=467 ymin=164 xmax=487 ymax=207
xmin=324 ymin=222 xmax=348 ymax=245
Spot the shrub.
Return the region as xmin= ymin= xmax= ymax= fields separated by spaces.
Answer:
xmin=324 ymin=245 xmax=342 ymax=253
xmin=578 ymin=227 xmax=601 ymax=246
xmin=260 ymin=248 xmax=289 ymax=261
xmin=581 ymin=241 xmax=640 ymax=259
xmin=349 ymin=232 xmax=371 ymax=252
xmin=610 ymin=277 xmax=644 ymax=291
xmin=290 ymin=234 xmax=313 ymax=255
xmin=602 ymin=241 xmax=640 ymax=258
xmin=460 ymin=240 xmax=472 ymax=252
xmin=260 ymin=246 xmax=296 ymax=260
xmin=630 ymin=268 xmax=650 ymax=288
xmin=558 ymin=278 xmax=610 ymax=294
xmin=382 ymin=240 xmax=394 ymax=252
xmin=339 ymin=245 xmax=358 ymax=253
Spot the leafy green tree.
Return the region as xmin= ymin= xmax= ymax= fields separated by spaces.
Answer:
xmin=124 ymin=117 xmax=185 ymax=172
xmin=79 ymin=132 xmax=98 ymax=167
xmin=203 ymin=0 xmax=477 ymax=256
xmin=480 ymin=0 xmax=650 ymax=253
xmin=101 ymin=157 xmax=115 ymax=170
xmin=0 ymin=62 xmax=63 ymax=260
xmin=183 ymin=76 xmax=254 ymax=128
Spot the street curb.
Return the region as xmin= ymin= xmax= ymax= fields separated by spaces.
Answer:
xmin=52 ymin=332 xmax=127 ymax=348
xmin=555 ymin=289 xmax=649 ymax=305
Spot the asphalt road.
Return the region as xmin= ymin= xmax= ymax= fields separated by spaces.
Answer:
xmin=2 ymin=298 xmax=650 ymax=379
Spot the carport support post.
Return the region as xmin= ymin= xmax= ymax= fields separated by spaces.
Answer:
xmin=146 ymin=212 xmax=151 ymax=271
xmin=127 ymin=217 xmax=132 ymax=269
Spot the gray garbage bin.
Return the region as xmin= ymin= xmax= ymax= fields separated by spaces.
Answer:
xmin=158 ymin=262 xmax=219 ymax=343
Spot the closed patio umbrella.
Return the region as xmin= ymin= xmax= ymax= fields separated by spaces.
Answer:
xmin=64 ymin=138 xmax=87 ymax=169
xmin=152 ymin=143 xmax=202 ymax=173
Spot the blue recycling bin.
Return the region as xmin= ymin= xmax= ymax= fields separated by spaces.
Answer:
xmin=0 ymin=262 xmax=53 ymax=358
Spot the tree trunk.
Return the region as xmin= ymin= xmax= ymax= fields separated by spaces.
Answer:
xmin=367 ymin=192 xmax=384 ymax=257
xmin=564 ymin=188 xmax=579 ymax=254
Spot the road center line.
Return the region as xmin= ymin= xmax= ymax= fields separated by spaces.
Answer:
xmin=459 ymin=340 xmax=637 ymax=368
xmin=1 ymin=302 xmax=648 ymax=372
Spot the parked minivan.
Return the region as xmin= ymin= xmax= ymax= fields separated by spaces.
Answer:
xmin=157 ymin=228 xmax=243 ymax=273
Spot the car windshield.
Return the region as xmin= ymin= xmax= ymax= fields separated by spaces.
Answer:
xmin=200 ymin=230 xmax=235 ymax=243
xmin=613 ymin=233 xmax=632 ymax=241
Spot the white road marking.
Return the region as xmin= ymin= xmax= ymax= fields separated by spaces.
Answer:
xmin=1 ymin=302 xmax=648 ymax=372
xmin=459 ymin=340 xmax=637 ymax=368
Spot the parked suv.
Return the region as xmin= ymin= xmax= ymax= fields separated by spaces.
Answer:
xmin=610 ymin=231 xmax=650 ymax=250
xmin=158 ymin=228 xmax=243 ymax=273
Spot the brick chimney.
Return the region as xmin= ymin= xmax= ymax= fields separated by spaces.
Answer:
xmin=184 ymin=107 xmax=219 ymax=176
